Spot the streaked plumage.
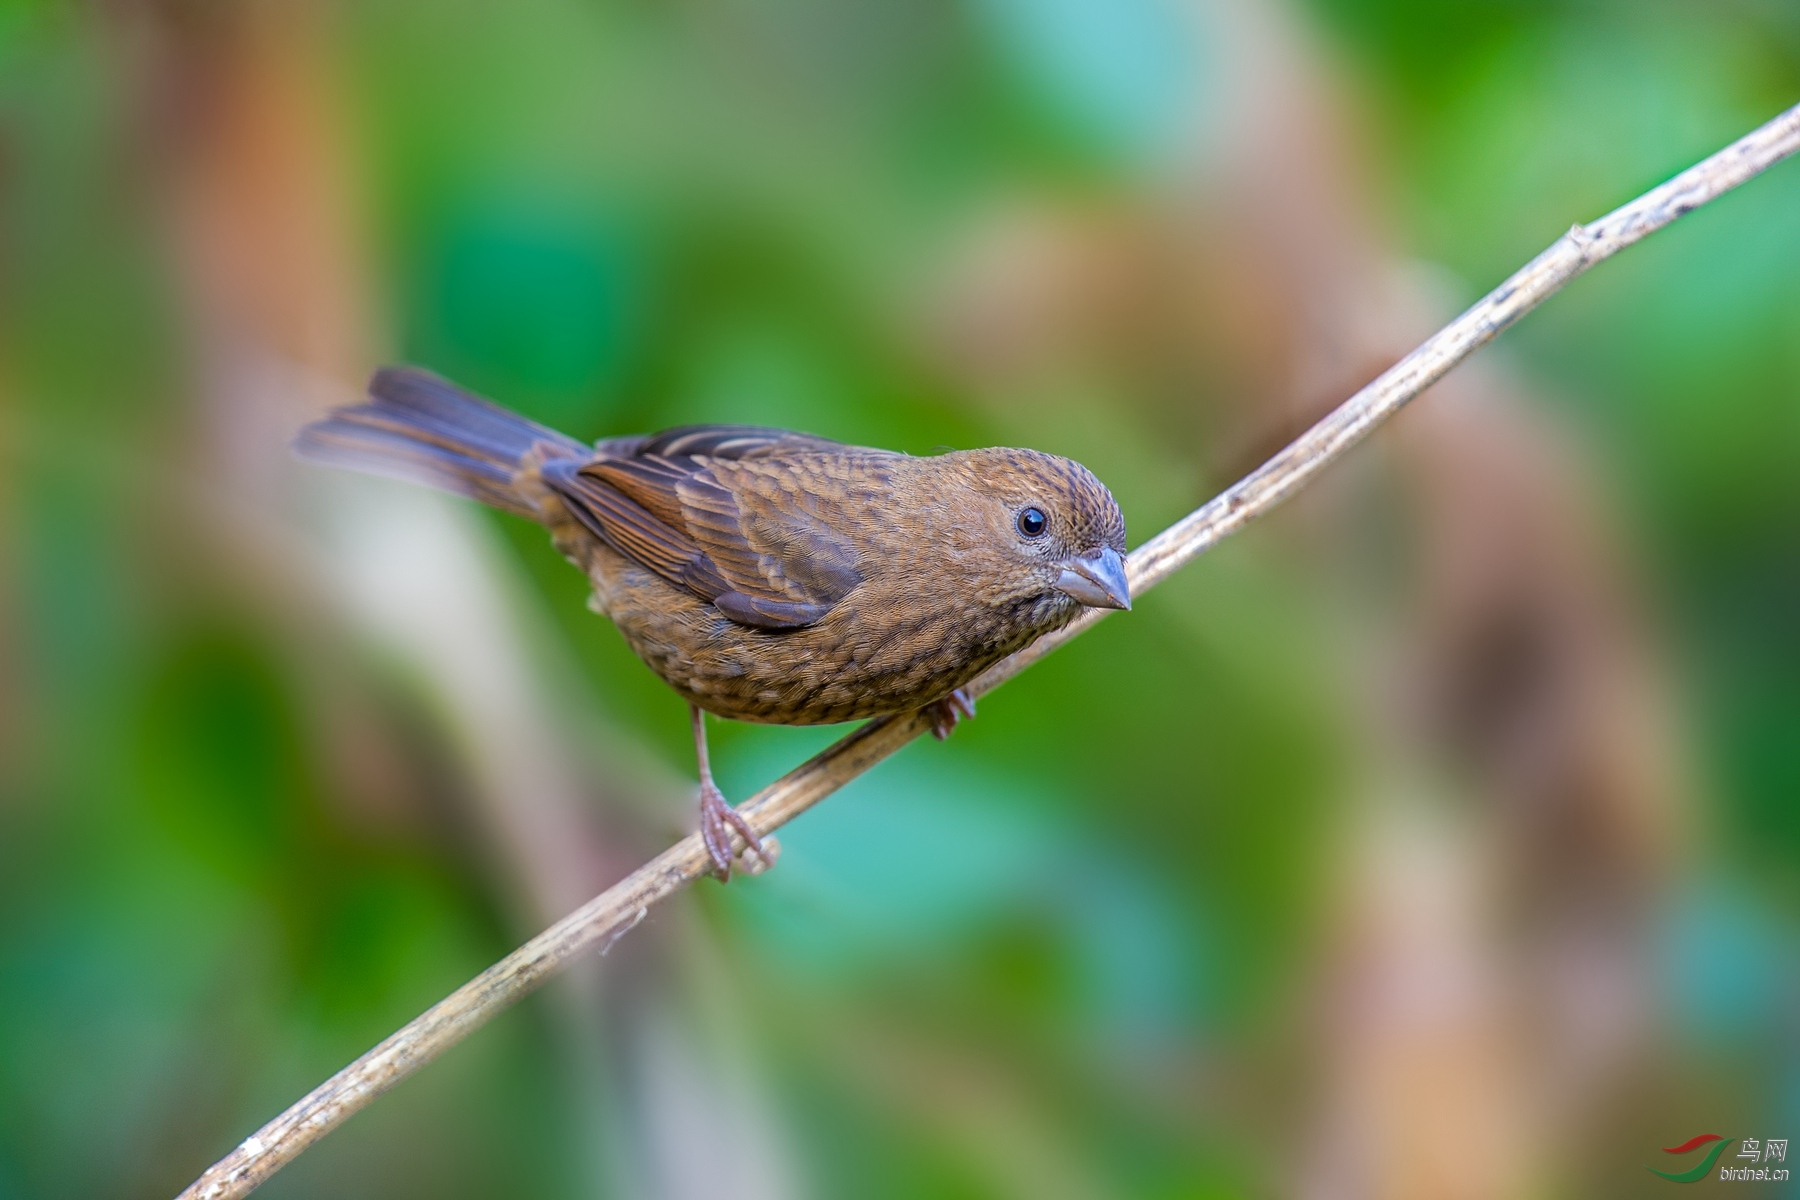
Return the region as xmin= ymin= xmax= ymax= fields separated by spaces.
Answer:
xmin=298 ymin=366 xmax=1130 ymax=876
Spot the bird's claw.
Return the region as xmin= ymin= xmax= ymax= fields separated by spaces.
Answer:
xmin=698 ymin=781 xmax=775 ymax=882
xmin=928 ymin=688 xmax=977 ymax=741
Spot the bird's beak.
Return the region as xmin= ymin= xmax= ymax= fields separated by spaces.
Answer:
xmin=1054 ymin=545 xmax=1131 ymax=611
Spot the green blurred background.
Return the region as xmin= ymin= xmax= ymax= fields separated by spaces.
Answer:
xmin=2 ymin=0 xmax=1798 ymax=1196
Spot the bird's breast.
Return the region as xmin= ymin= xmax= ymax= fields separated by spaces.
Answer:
xmin=586 ymin=542 xmax=1072 ymax=726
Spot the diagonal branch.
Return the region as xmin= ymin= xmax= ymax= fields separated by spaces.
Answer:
xmin=178 ymin=99 xmax=1800 ymax=1200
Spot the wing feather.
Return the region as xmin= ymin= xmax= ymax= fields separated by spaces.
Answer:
xmin=541 ymin=460 xmax=729 ymax=599
xmin=679 ymin=460 xmax=868 ymax=610
xmin=546 ymin=425 xmax=886 ymax=631
xmin=583 ymin=455 xmax=691 ymax=528
xmin=629 ymin=425 xmax=855 ymax=459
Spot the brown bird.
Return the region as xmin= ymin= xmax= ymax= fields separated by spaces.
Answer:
xmin=297 ymin=367 xmax=1130 ymax=879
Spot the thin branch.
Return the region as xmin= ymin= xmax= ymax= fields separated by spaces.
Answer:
xmin=177 ymin=99 xmax=1800 ymax=1200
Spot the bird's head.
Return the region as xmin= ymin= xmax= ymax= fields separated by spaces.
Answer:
xmin=942 ymin=447 xmax=1130 ymax=617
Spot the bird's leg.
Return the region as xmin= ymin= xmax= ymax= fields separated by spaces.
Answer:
xmin=927 ymin=688 xmax=977 ymax=741
xmin=691 ymin=704 xmax=773 ymax=882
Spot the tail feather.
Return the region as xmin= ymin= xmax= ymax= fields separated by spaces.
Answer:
xmin=295 ymin=367 xmax=586 ymax=520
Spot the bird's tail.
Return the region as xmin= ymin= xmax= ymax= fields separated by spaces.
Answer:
xmin=295 ymin=367 xmax=587 ymax=521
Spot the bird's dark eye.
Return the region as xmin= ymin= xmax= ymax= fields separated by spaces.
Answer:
xmin=1016 ymin=506 xmax=1048 ymax=538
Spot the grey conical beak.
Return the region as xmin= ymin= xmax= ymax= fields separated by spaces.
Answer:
xmin=1054 ymin=545 xmax=1131 ymax=610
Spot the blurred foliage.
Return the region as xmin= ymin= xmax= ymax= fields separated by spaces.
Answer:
xmin=1 ymin=0 xmax=1798 ymax=1197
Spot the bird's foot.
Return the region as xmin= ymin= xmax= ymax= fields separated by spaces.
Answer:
xmin=928 ymin=688 xmax=977 ymax=741
xmin=698 ymin=781 xmax=776 ymax=883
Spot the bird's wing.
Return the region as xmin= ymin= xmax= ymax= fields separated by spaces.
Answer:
xmin=609 ymin=424 xmax=854 ymax=460
xmin=546 ymin=426 xmax=889 ymax=630
xmin=539 ymin=458 xmax=734 ymax=603
xmin=672 ymin=456 xmax=873 ymax=628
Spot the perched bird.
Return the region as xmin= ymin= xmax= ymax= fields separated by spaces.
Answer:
xmin=297 ymin=367 xmax=1130 ymax=879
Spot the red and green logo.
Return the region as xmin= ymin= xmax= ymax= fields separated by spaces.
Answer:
xmin=1648 ymin=1134 xmax=1733 ymax=1183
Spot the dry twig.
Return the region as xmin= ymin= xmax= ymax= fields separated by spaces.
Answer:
xmin=178 ymin=99 xmax=1800 ymax=1200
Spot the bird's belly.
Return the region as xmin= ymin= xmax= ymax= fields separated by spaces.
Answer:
xmin=585 ymin=552 xmax=1041 ymax=725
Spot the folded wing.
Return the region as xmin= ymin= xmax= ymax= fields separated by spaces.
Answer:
xmin=542 ymin=426 xmax=889 ymax=630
